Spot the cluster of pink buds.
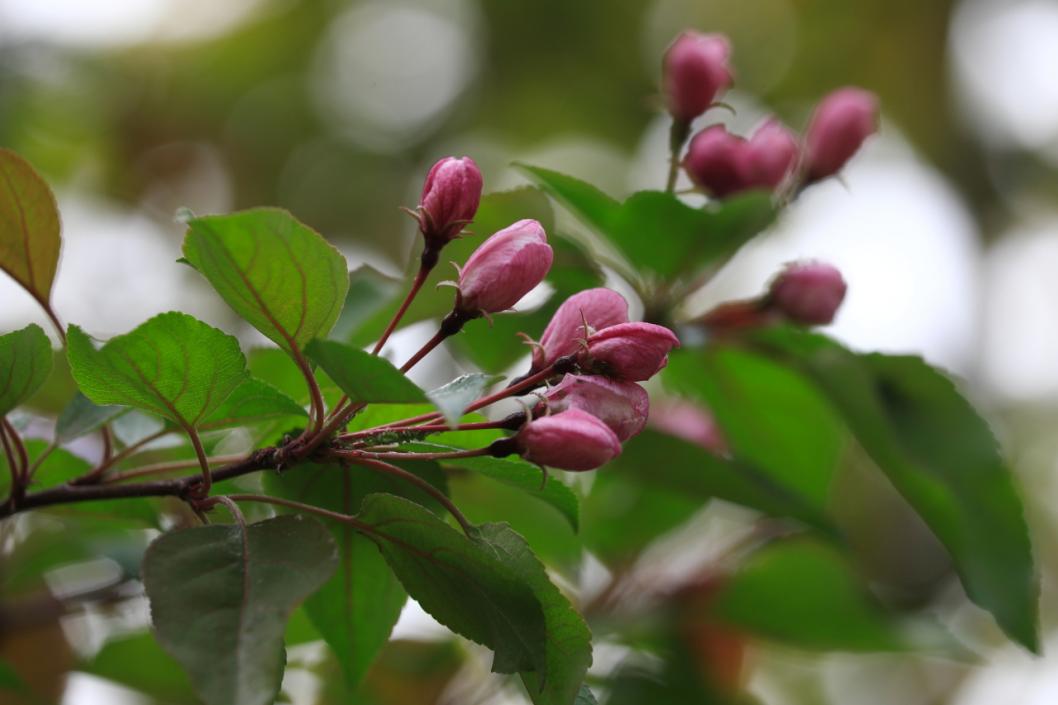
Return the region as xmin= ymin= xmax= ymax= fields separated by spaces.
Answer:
xmin=662 ymin=31 xmax=878 ymax=198
xmin=500 ymin=289 xmax=680 ymax=472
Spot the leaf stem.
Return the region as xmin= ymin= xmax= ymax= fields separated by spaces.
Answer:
xmin=347 ymin=456 xmax=473 ymax=534
xmin=210 ymin=495 xmax=247 ymax=530
xmin=220 ymin=493 xmax=376 ymax=535
xmin=102 ymin=454 xmax=249 ymax=484
xmin=1 ymin=419 xmax=22 ymax=506
xmin=184 ymin=426 xmax=213 ymax=497
xmin=70 ymin=428 xmax=169 ymax=485
xmin=291 ymin=346 xmax=326 ymax=436
xmin=26 ymin=441 xmax=56 ymax=479
xmin=1 ymin=417 xmax=28 ymax=487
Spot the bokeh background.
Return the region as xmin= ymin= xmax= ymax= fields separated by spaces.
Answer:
xmin=2 ymin=0 xmax=1058 ymax=703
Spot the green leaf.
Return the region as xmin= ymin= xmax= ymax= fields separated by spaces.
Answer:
xmin=330 ymin=265 xmax=402 ymax=343
xmin=143 ymin=515 xmax=338 ymax=705
xmin=753 ymin=328 xmax=1038 ymax=650
xmin=0 ymin=149 xmax=61 ymax=305
xmin=263 ymin=461 xmax=447 ymax=688
xmin=358 ymin=493 xmax=547 ymax=675
xmin=710 ymin=539 xmax=907 ymax=651
xmin=575 ymin=685 xmax=599 ymax=705
xmin=411 ymin=442 xmax=579 ymax=531
xmin=0 ymin=324 xmax=52 ymax=416
xmin=305 ymin=339 xmax=425 ymax=404
xmin=665 ymin=348 xmax=845 ymax=515
xmin=426 ymin=373 xmax=503 ymax=428
xmin=55 ymin=393 xmax=125 ymax=443
xmin=475 ymin=523 xmax=592 ymax=705
xmin=518 ymin=164 xmax=774 ymax=279
xmin=182 ymin=208 xmax=349 ymax=353
xmin=66 ymin=312 xmax=247 ymax=430
xmin=80 ymin=633 xmax=199 ymax=705
xmin=200 ymin=376 xmax=306 ymax=431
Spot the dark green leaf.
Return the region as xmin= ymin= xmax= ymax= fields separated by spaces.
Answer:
xmin=426 ymin=373 xmax=503 ymax=427
xmin=330 ymin=265 xmax=402 ymax=343
xmin=305 ymin=339 xmax=425 ymax=404
xmin=665 ymin=348 xmax=845 ymax=515
xmin=518 ymin=164 xmax=775 ymax=279
xmin=475 ymin=523 xmax=592 ymax=705
xmin=0 ymin=149 xmax=61 ymax=305
xmin=55 ymin=392 xmax=125 ymax=443
xmin=576 ymin=685 xmax=599 ymax=705
xmin=182 ymin=208 xmax=349 ymax=353
xmin=0 ymin=324 xmax=52 ymax=416
xmin=66 ymin=312 xmax=247 ymax=430
xmin=358 ymin=494 xmax=547 ymax=675
xmin=200 ymin=376 xmax=306 ymax=431
xmin=263 ymin=461 xmax=448 ymax=687
xmin=143 ymin=515 xmax=338 ymax=705
xmin=710 ymin=539 xmax=906 ymax=651
xmin=752 ymin=328 xmax=1038 ymax=650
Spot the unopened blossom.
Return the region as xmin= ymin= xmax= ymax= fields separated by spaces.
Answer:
xmin=418 ymin=156 xmax=483 ymax=254
xmin=805 ymin=88 xmax=878 ymax=181
xmin=456 ymin=219 xmax=553 ymax=315
xmin=516 ymin=408 xmax=622 ymax=471
xmin=683 ymin=126 xmax=751 ymax=198
xmin=532 ymin=288 xmax=629 ymax=371
xmin=768 ymin=261 xmax=847 ymax=325
xmin=544 ymin=374 xmax=649 ymax=442
xmin=663 ymin=32 xmax=733 ymax=123
xmin=581 ymin=322 xmax=680 ymax=381
xmin=744 ymin=119 xmax=800 ymax=189
xmin=648 ymin=400 xmax=728 ymax=456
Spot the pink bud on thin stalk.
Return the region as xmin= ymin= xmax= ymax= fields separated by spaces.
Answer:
xmin=544 ymin=374 xmax=649 ymax=442
xmin=532 ymin=288 xmax=629 ymax=372
xmin=456 ymin=219 xmax=553 ymax=315
xmin=418 ymin=156 xmax=484 ymax=254
xmin=744 ymin=119 xmax=799 ymax=190
xmin=581 ymin=322 xmax=680 ymax=381
xmin=516 ymin=408 xmax=622 ymax=472
xmin=663 ymin=32 xmax=733 ymax=123
xmin=683 ymin=126 xmax=751 ymax=198
xmin=805 ymin=88 xmax=878 ymax=181
xmin=768 ymin=261 xmax=847 ymax=325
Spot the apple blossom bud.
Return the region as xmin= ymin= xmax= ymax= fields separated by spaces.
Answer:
xmin=419 ymin=156 xmax=483 ymax=254
xmin=544 ymin=374 xmax=649 ymax=442
xmin=683 ymin=126 xmax=751 ymax=198
xmin=768 ymin=261 xmax=847 ymax=325
xmin=648 ymin=400 xmax=727 ymax=456
xmin=456 ymin=219 xmax=553 ymax=315
xmin=745 ymin=119 xmax=800 ymax=189
xmin=805 ymin=88 xmax=878 ymax=181
xmin=516 ymin=408 xmax=622 ymax=471
xmin=581 ymin=322 xmax=680 ymax=381
xmin=663 ymin=32 xmax=733 ymax=123
xmin=532 ymin=288 xmax=629 ymax=371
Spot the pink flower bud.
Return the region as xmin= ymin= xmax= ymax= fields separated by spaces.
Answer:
xmin=517 ymin=408 xmax=622 ymax=472
xmin=457 ymin=219 xmax=553 ymax=315
xmin=805 ymin=88 xmax=878 ymax=181
xmin=648 ymin=400 xmax=728 ymax=456
xmin=745 ymin=119 xmax=800 ymax=189
xmin=544 ymin=374 xmax=649 ymax=442
xmin=582 ymin=322 xmax=680 ymax=381
xmin=683 ymin=126 xmax=752 ymax=198
xmin=768 ymin=261 xmax=847 ymax=325
xmin=419 ymin=156 xmax=484 ymax=246
xmin=532 ymin=288 xmax=629 ymax=371
xmin=663 ymin=32 xmax=733 ymax=123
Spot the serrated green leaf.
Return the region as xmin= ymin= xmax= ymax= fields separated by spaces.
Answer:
xmin=474 ymin=523 xmax=592 ymax=705
xmin=427 ymin=373 xmax=503 ymax=428
xmin=710 ymin=539 xmax=907 ymax=651
xmin=305 ymin=339 xmax=424 ymax=404
xmin=200 ymin=376 xmax=306 ymax=431
xmin=182 ymin=208 xmax=349 ymax=353
xmin=66 ymin=312 xmax=247 ymax=430
xmin=518 ymin=164 xmax=774 ymax=279
xmin=358 ymin=493 xmax=547 ymax=675
xmin=55 ymin=392 xmax=125 ymax=443
xmin=752 ymin=327 xmax=1038 ymax=651
xmin=263 ymin=461 xmax=447 ymax=688
xmin=411 ymin=442 xmax=578 ymax=531
xmin=143 ymin=515 xmax=338 ymax=705
xmin=0 ymin=149 xmax=61 ymax=305
xmin=0 ymin=323 xmax=52 ymax=416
